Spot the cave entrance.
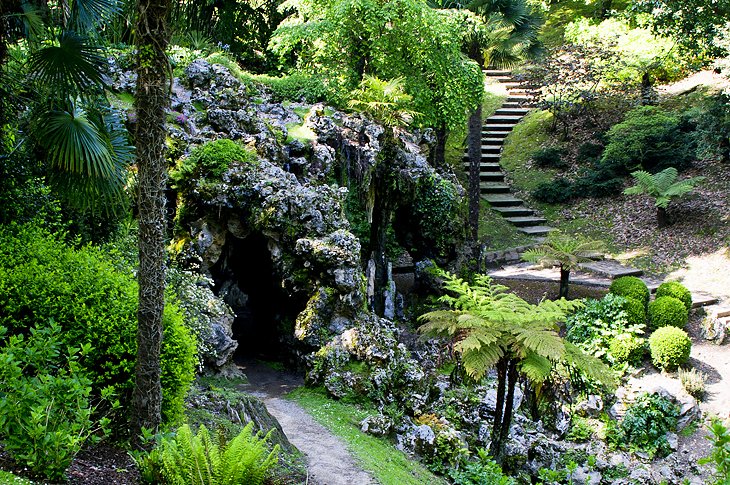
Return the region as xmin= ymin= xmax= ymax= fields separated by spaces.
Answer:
xmin=211 ymin=232 xmax=307 ymax=366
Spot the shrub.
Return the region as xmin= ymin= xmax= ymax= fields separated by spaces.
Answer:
xmin=262 ymin=72 xmax=333 ymax=104
xmin=622 ymin=297 xmax=646 ymax=327
xmin=656 ymin=281 xmax=693 ymax=313
xmin=0 ymin=225 xmax=196 ymax=426
xmin=699 ymin=419 xmax=730 ymax=484
xmin=649 ymin=326 xmax=692 ymax=370
xmin=532 ymin=177 xmax=574 ymax=203
xmin=679 ymin=367 xmax=707 ymax=400
xmin=566 ymin=416 xmax=594 ymax=442
xmin=135 ymin=423 xmax=279 ymax=485
xmin=170 ymin=139 xmax=256 ymax=191
xmin=609 ymin=276 xmax=650 ymax=308
xmin=0 ymin=322 xmax=110 ymax=481
xmin=609 ymin=333 xmax=646 ymax=366
xmin=531 ymin=146 xmax=567 ymax=168
xmin=410 ymin=174 xmax=466 ymax=259
xmin=648 ymin=296 xmax=689 ymax=330
xmin=447 ymin=448 xmax=514 ymax=485
xmin=619 ymin=392 xmax=680 ymax=459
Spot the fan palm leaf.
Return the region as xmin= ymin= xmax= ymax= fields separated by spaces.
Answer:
xmin=68 ymin=0 xmax=122 ymax=33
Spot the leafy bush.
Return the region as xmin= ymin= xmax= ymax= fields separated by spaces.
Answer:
xmin=648 ymin=326 xmax=692 ymax=370
xmin=601 ymin=106 xmax=694 ymax=174
xmin=0 ymin=225 xmax=196 ymax=426
xmin=618 ymin=392 xmax=680 ymax=459
xmin=410 ymin=174 xmax=466 ymax=259
xmin=532 ymin=177 xmax=574 ymax=203
xmin=262 ymin=72 xmax=334 ymax=104
xmin=678 ymin=367 xmax=707 ymax=400
xmin=565 ymin=293 xmax=644 ymax=361
xmin=531 ymin=146 xmax=567 ymax=169
xmin=0 ymin=322 xmax=110 ymax=481
xmin=566 ymin=416 xmax=595 ymax=442
xmin=699 ymin=419 xmax=730 ymax=484
xmin=608 ymin=333 xmax=646 ymax=366
xmin=171 ymin=139 xmax=256 ymax=192
xmin=622 ymin=297 xmax=647 ymax=327
xmin=135 ymin=423 xmax=279 ymax=485
xmin=609 ymin=276 xmax=650 ymax=308
xmin=648 ymin=296 xmax=689 ymax=330
xmin=448 ymin=448 xmax=515 ymax=485
xmin=655 ymin=282 xmax=693 ymax=312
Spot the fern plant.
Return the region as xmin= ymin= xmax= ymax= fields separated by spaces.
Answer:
xmin=623 ymin=167 xmax=704 ymax=227
xmin=418 ymin=269 xmax=615 ymax=462
xmin=521 ymin=231 xmax=606 ymax=298
xmin=135 ymin=422 xmax=279 ymax=485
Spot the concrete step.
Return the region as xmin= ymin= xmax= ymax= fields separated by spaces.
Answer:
xmin=495 ymin=108 xmax=530 ymax=116
xmin=486 ymin=115 xmax=524 ymax=124
xmin=579 ymin=260 xmax=643 ymax=279
xmin=691 ymin=293 xmax=719 ymax=309
xmin=518 ymin=226 xmax=555 ymax=236
xmin=484 ymin=69 xmax=511 ymax=76
xmin=482 ymin=130 xmax=511 ymax=137
xmin=481 ymin=145 xmax=502 ymax=153
xmin=483 ymin=125 xmax=515 ymax=133
xmin=482 ymin=137 xmax=506 ymax=145
xmin=483 ymin=194 xmax=524 ymax=207
xmin=504 ymin=216 xmax=548 ymax=227
xmin=507 ymin=96 xmax=530 ymax=103
xmin=480 ymin=172 xmax=505 ymax=182
xmin=480 ymin=182 xmax=511 ymax=193
xmin=463 ymin=162 xmax=501 ymax=171
xmin=492 ymin=206 xmax=535 ymax=217
xmin=478 ymin=154 xmax=501 ymax=161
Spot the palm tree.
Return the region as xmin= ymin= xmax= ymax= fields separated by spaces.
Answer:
xmin=418 ymin=269 xmax=614 ymax=462
xmin=521 ymin=231 xmax=606 ymax=299
xmin=348 ymin=76 xmax=418 ymax=316
xmin=132 ymin=0 xmax=172 ymax=440
xmin=623 ymin=167 xmax=705 ymax=227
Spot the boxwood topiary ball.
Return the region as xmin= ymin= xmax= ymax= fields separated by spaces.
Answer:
xmin=656 ymin=281 xmax=692 ymax=313
xmin=622 ymin=297 xmax=647 ymax=327
xmin=609 ymin=333 xmax=646 ymax=366
xmin=609 ymin=276 xmax=650 ymax=308
xmin=648 ymin=296 xmax=689 ymax=330
xmin=648 ymin=326 xmax=691 ymax=371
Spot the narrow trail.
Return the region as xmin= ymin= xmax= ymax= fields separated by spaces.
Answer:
xmin=237 ymin=359 xmax=376 ymax=485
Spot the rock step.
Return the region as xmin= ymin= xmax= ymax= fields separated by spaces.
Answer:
xmin=495 ymin=108 xmax=530 ymax=116
xmin=504 ymin=216 xmax=547 ymax=227
xmin=480 ymin=182 xmax=511 ymax=193
xmin=518 ymin=226 xmax=554 ymax=236
xmin=463 ymin=162 xmax=501 ymax=171
xmin=481 ymin=145 xmax=502 ymax=153
xmin=578 ymin=260 xmax=644 ymax=279
xmin=486 ymin=115 xmax=524 ymax=124
xmin=463 ymin=153 xmax=501 ymax=162
xmin=507 ymin=96 xmax=530 ymax=103
xmin=492 ymin=206 xmax=535 ymax=217
xmin=483 ymin=69 xmax=512 ymax=76
xmin=482 ymin=137 xmax=506 ymax=145
xmin=482 ymin=130 xmax=511 ymax=137
xmin=691 ymin=293 xmax=719 ymax=308
xmin=483 ymin=125 xmax=515 ymax=132
xmin=483 ymin=194 xmax=524 ymax=207
xmin=479 ymin=172 xmax=505 ymax=182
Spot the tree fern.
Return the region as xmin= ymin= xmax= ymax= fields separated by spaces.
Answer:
xmin=624 ymin=167 xmax=704 ymax=227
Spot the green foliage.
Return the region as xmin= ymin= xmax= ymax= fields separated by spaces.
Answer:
xmin=621 ymin=297 xmax=647 ymax=327
xmin=565 ymin=293 xmax=645 ymax=363
xmin=171 ymin=139 xmax=256 ymax=191
xmin=699 ymin=419 xmax=730 ymax=484
xmin=565 ymin=416 xmax=595 ymax=442
xmin=602 ymin=106 xmax=694 ymax=174
xmin=447 ymin=448 xmax=515 ymax=485
xmin=348 ymin=76 xmax=419 ymax=128
xmin=655 ymin=282 xmax=693 ymax=312
xmin=261 ymin=72 xmax=333 ymax=103
xmin=617 ymin=393 xmax=680 ymax=459
xmin=624 ymin=167 xmax=705 ymax=210
xmin=531 ymin=146 xmax=567 ymax=169
xmin=521 ymin=231 xmax=605 ymax=272
xmin=678 ymin=367 xmax=707 ymax=400
xmin=692 ymin=92 xmax=730 ymax=162
xmin=135 ymin=423 xmax=279 ymax=485
xmin=608 ymin=333 xmax=646 ymax=366
xmin=0 ymin=225 xmax=196 ymax=427
xmin=648 ymin=296 xmax=689 ymax=330
xmin=609 ymin=276 xmax=650 ymax=308
xmin=0 ymin=322 xmax=110 ymax=481
xmin=412 ymin=174 xmax=466 ymax=258
xmin=648 ymin=326 xmax=692 ymax=371
xmin=531 ymin=177 xmax=574 ymax=204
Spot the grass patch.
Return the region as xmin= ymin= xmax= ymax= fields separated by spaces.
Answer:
xmin=286 ymin=387 xmax=446 ymax=485
xmin=285 ymin=123 xmax=316 ymax=143
xmin=293 ymin=106 xmax=310 ymax=119
xmin=0 ymin=471 xmax=34 ymax=484
xmin=500 ymin=110 xmax=555 ymax=192
xmin=478 ymin=200 xmax=535 ymax=250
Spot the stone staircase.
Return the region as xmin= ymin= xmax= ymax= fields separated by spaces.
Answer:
xmin=465 ymin=70 xmax=553 ymax=238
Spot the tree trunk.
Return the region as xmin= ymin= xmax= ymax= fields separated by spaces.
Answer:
xmin=641 ymin=72 xmax=655 ymax=106
xmin=432 ymin=123 xmax=448 ymax=169
xmin=467 ymin=104 xmax=483 ymax=242
xmin=132 ymin=0 xmax=171 ymax=443
xmin=657 ymin=206 xmax=668 ymax=228
xmin=499 ymin=359 xmax=518 ymax=448
xmin=559 ymin=266 xmax=570 ymax=299
xmin=490 ymin=357 xmax=508 ymax=460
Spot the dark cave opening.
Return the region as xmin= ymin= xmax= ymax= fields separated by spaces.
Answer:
xmin=210 ymin=232 xmax=308 ymax=366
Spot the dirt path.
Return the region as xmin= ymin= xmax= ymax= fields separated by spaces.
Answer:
xmin=237 ymin=359 xmax=376 ymax=485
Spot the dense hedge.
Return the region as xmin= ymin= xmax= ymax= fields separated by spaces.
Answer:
xmin=0 ymin=224 xmax=196 ymax=426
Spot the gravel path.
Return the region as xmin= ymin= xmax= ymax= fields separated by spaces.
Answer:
xmin=238 ymin=359 xmax=376 ymax=485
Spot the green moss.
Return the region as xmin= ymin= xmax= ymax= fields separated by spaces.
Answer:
xmin=500 ymin=110 xmax=555 ymax=192
xmin=287 ymin=387 xmax=446 ymax=485
xmin=170 ymin=139 xmax=256 ymax=191
xmin=478 ymin=200 xmax=534 ymax=250
xmin=293 ymin=106 xmax=311 ymax=119
xmin=285 ymin=123 xmax=317 ymax=143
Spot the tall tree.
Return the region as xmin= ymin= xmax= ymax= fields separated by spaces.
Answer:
xmin=419 ymin=270 xmax=614 ymax=462
xmin=132 ymin=0 xmax=172 ymax=439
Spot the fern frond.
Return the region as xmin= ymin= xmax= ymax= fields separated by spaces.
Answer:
xmin=564 ymin=342 xmax=616 ymax=391
xmin=462 ymin=345 xmax=503 ymax=380
xmin=520 ymin=352 xmax=552 ymax=384
xmin=511 ymin=321 xmax=565 ymax=361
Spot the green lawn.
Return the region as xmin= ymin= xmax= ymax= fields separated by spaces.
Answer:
xmin=286 ymin=387 xmax=446 ymax=485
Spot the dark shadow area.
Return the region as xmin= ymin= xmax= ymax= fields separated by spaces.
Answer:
xmin=210 ymin=232 xmax=308 ymax=366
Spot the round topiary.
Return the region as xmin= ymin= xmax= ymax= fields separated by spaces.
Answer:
xmin=648 ymin=296 xmax=688 ymax=330
xmin=609 ymin=276 xmax=650 ymax=308
xmin=655 ymin=281 xmax=692 ymax=313
xmin=622 ymin=297 xmax=646 ymax=327
xmin=648 ymin=326 xmax=691 ymax=371
xmin=609 ymin=333 xmax=646 ymax=366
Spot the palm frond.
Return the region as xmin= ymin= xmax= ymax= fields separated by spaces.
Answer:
xmin=69 ymin=0 xmax=122 ymax=33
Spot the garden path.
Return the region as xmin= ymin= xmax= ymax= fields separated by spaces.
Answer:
xmin=238 ymin=359 xmax=376 ymax=485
